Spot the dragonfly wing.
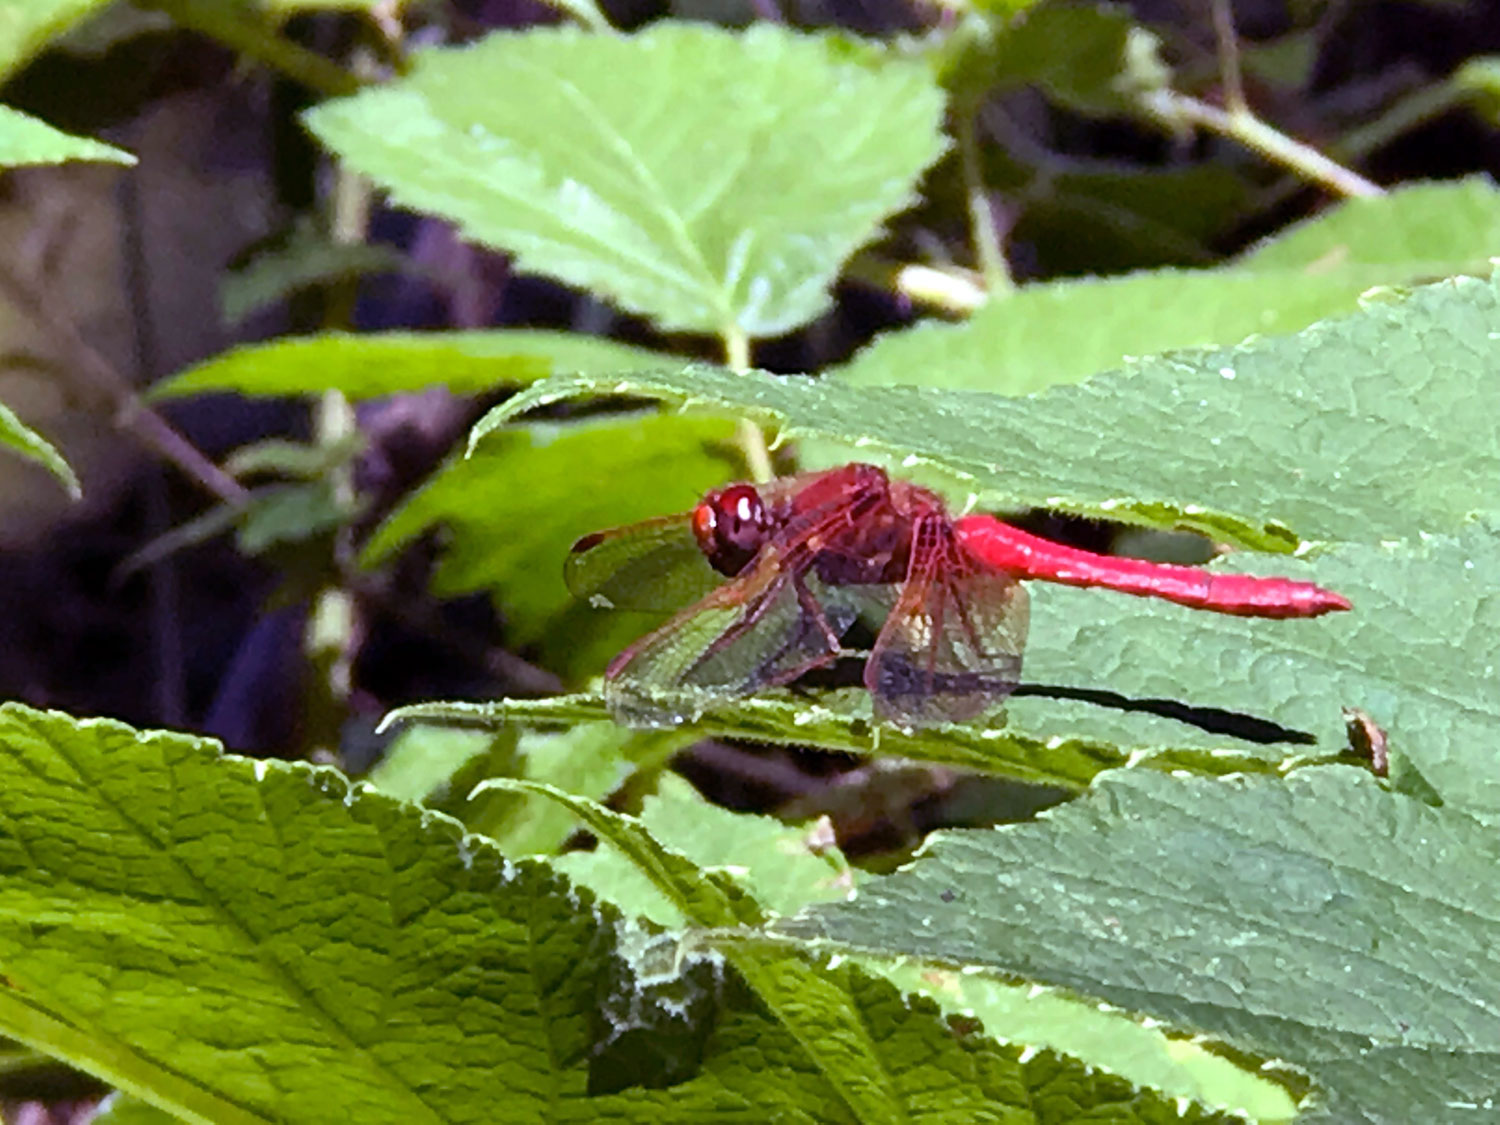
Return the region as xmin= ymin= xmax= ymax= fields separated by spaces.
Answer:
xmin=604 ymin=550 xmax=854 ymax=724
xmin=866 ymin=516 xmax=1029 ymax=727
xmin=566 ymin=515 xmax=724 ymax=612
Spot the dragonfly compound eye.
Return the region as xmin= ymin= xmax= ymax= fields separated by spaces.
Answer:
xmin=692 ymin=483 xmax=770 ymax=577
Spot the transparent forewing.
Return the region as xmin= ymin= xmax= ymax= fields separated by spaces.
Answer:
xmin=603 ymin=552 xmax=855 ymax=723
xmin=867 ymin=516 xmax=1029 ymax=727
xmin=565 ymin=514 xmax=724 ymax=612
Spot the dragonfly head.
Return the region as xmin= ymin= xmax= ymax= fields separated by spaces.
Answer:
xmin=692 ymin=483 xmax=771 ymax=577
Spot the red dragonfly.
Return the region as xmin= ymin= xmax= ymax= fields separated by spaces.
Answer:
xmin=567 ymin=463 xmax=1350 ymax=728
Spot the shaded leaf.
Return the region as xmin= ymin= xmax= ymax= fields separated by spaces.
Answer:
xmin=1016 ymin=526 xmax=1500 ymax=821
xmin=495 ymin=779 xmax=1241 ymax=1123
xmin=0 ymin=0 xmax=110 ymax=81
xmin=837 ymin=178 xmax=1500 ymax=395
xmin=220 ymin=224 xmax=406 ymax=323
xmin=984 ymin=2 xmax=1144 ymax=113
xmin=782 ymin=767 xmax=1500 ymax=1124
xmin=153 ymin=329 xmax=676 ymax=400
xmin=384 ymin=692 xmax=1335 ymax=791
xmin=362 ymin=412 xmax=739 ymax=674
xmin=303 ymin=24 xmax=946 ymax=336
xmin=554 ymin=773 xmax=852 ymax=925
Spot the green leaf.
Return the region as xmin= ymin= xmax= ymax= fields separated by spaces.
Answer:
xmin=219 ymin=223 xmax=406 ymax=323
xmin=152 ymin=329 xmax=677 ymax=400
xmin=555 ymin=773 xmax=852 ymax=925
xmin=370 ymin=721 xmax=692 ymax=855
xmin=0 ymin=704 xmax=619 ymax=1123
xmin=0 ymin=701 xmax=1232 ymax=1122
xmin=1001 ymin=161 xmax=1251 ymax=273
xmin=90 ymin=1097 xmax=179 ymax=1125
xmin=235 ymin=481 xmax=352 ymax=553
xmin=474 ymin=268 xmax=1500 ymax=550
xmin=363 ymin=411 xmax=739 ymax=673
xmin=303 ymin=24 xmax=946 ymax=336
xmin=385 ymin=694 xmax=1334 ymax=791
xmin=363 ymin=723 xmax=510 ymax=803
xmin=492 ymin=779 xmax=1243 ymax=1123
xmin=0 ymin=399 xmax=80 ymax=497
xmin=0 ymin=103 xmax=133 ymax=167
xmin=1017 ymin=527 xmax=1500 ymax=821
xmin=782 ymin=767 xmax=1500 ymax=1123
xmin=984 ymin=2 xmax=1142 ymax=113
xmin=468 ymin=726 xmax=691 ymax=855
xmin=837 ymin=178 xmax=1500 ymax=395
xmin=874 ymin=962 xmax=1300 ymax=1122
xmin=0 ymin=0 xmax=110 ymax=80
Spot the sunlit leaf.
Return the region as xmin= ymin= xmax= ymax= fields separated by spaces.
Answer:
xmin=838 ymin=178 xmax=1500 ymax=394
xmin=304 ymin=24 xmax=946 ymax=336
xmin=153 ymin=330 xmax=676 ymax=400
xmin=0 ymin=103 xmax=132 ymax=167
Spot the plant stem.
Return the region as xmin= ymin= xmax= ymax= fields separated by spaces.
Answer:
xmin=957 ymin=102 xmax=1012 ymax=297
xmin=1209 ymin=0 xmax=1247 ymax=115
xmin=546 ymin=0 xmax=614 ymax=32
xmin=0 ymin=265 xmax=247 ymax=505
xmin=1140 ymin=88 xmax=1383 ymax=198
xmin=305 ymin=72 xmax=381 ymax=749
xmin=845 ymin=254 xmax=986 ymax=315
xmin=723 ymin=325 xmax=773 ymax=482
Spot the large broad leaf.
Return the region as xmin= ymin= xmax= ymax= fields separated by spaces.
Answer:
xmin=781 ymin=766 xmax=1500 ymax=1124
xmin=472 ymin=270 xmax=1500 ymax=551
xmin=554 ymin=773 xmax=1296 ymax=1121
xmin=303 ymin=24 xmax=946 ymax=337
xmin=836 ymin=178 xmax=1500 ymax=395
xmin=362 ymin=411 xmax=739 ymax=673
xmin=0 ymin=703 xmax=1241 ymax=1123
xmin=0 ymin=399 xmax=80 ymax=496
xmin=1012 ymin=526 xmax=1500 ymax=820
xmin=488 ymin=779 xmax=1242 ymax=1123
xmin=152 ymin=329 xmax=676 ymax=400
xmin=0 ymin=103 xmax=133 ymax=167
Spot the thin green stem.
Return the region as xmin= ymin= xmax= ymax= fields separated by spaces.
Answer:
xmin=723 ymin=325 xmax=773 ymax=482
xmin=1141 ymin=88 xmax=1383 ymax=198
xmin=957 ymin=102 xmax=1012 ymax=296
